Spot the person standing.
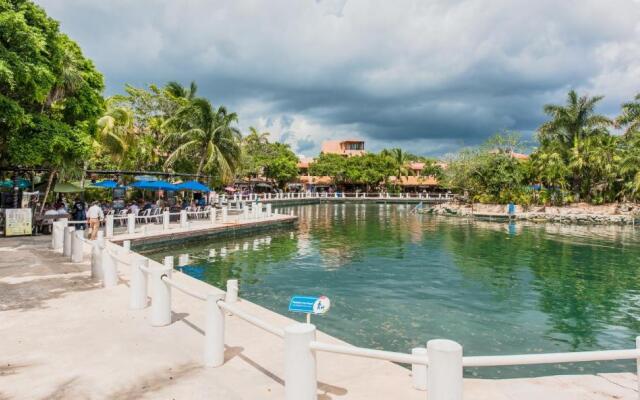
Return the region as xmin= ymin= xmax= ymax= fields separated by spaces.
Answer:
xmin=72 ymin=197 xmax=87 ymax=230
xmin=87 ymin=201 xmax=104 ymax=240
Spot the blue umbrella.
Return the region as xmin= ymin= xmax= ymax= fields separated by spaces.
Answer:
xmin=175 ymin=180 xmax=210 ymax=192
xmin=130 ymin=180 xmax=178 ymax=191
xmin=92 ymin=180 xmax=119 ymax=189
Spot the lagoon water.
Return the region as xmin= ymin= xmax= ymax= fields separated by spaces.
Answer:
xmin=140 ymin=203 xmax=640 ymax=378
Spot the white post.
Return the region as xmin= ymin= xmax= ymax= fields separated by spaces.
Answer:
xmin=205 ymin=294 xmax=225 ymax=367
xmin=102 ymin=246 xmax=118 ymax=288
xmin=222 ymin=207 xmax=228 ymax=223
xmin=63 ymin=226 xmax=75 ymax=258
xmin=180 ymin=209 xmax=188 ymax=228
xmin=163 ymin=210 xmax=170 ymax=230
xmin=71 ymin=230 xmax=84 ymax=263
xmin=123 ymin=240 xmax=131 ymax=252
xmin=130 ymin=256 xmax=148 ymax=310
xmin=427 ymin=339 xmax=463 ymax=400
xmin=150 ymin=259 xmax=173 ymax=327
xmin=266 ymin=203 xmax=272 ymax=217
xmin=284 ymin=324 xmax=317 ymax=400
xmin=91 ymin=241 xmax=103 ymax=279
xmin=178 ymin=253 xmax=189 ymax=266
xmin=105 ymin=214 xmax=114 ymax=238
xmin=127 ymin=213 xmax=135 ymax=234
xmin=52 ymin=220 xmax=65 ymax=251
xmin=412 ymin=347 xmax=428 ymax=391
xmin=243 ymin=207 xmax=249 ymax=221
xmin=210 ymin=207 xmax=217 ymax=224
xmin=226 ymin=279 xmax=238 ymax=303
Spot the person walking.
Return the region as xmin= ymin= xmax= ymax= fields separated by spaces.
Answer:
xmin=87 ymin=201 xmax=104 ymax=240
xmin=72 ymin=197 xmax=87 ymax=230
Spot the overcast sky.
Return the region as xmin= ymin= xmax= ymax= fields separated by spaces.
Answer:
xmin=36 ymin=0 xmax=640 ymax=157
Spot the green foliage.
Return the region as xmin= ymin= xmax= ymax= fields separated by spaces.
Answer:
xmin=1 ymin=0 xmax=104 ymax=173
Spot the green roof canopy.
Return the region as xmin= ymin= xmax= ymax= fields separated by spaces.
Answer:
xmin=54 ymin=182 xmax=84 ymax=193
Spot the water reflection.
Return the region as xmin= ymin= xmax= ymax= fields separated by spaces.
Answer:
xmin=139 ymin=203 xmax=640 ymax=378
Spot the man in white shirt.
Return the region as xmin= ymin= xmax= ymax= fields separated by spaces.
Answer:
xmin=87 ymin=201 xmax=104 ymax=240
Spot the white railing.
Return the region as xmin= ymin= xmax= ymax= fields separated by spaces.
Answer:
xmin=69 ymin=222 xmax=640 ymax=400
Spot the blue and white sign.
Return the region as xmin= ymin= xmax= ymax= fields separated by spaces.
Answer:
xmin=289 ymin=295 xmax=331 ymax=315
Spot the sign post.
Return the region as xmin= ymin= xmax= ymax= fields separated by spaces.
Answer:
xmin=288 ymin=295 xmax=331 ymax=323
xmin=4 ymin=208 xmax=32 ymax=236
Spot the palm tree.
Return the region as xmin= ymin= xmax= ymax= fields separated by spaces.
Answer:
xmin=163 ymin=98 xmax=241 ymax=178
xmin=616 ymin=93 xmax=640 ymax=137
xmin=244 ymin=126 xmax=270 ymax=146
xmin=382 ymin=148 xmax=412 ymax=179
xmin=164 ymin=81 xmax=198 ymax=101
xmin=537 ymin=90 xmax=613 ymax=198
xmin=96 ymin=99 xmax=136 ymax=167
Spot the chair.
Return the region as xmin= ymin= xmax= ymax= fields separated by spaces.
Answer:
xmin=117 ymin=210 xmax=128 ymax=226
xmin=137 ymin=208 xmax=151 ymax=224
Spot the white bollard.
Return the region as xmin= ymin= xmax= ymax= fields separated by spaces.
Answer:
xmin=284 ymin=323 xmax=317 ymax=400
xmin=71 ymin=230 xmax=84 ymax=263
xmin=210 ymin=207 xmax=217 ymax=224
xmin=52 ymin=220 xmax=65 ymax=250
xmin=180 ymin=210 xmax=188 ymax=228
xmin=123 ymin=240 xmax=131 ymax=252
xmin=150 ymin=260 xmax=172 ymax=327
xmin=102 ymin=246 xmax=118 ymax=287
xmin=222 ymin=207 xmax=228 ymax=223
xmin=105 ymin=214 xmax=114 ymax=238
xmin=226 ymin=279 xmax=238 ymax=303
xmin=164 ymin=255 xmax=174 ymax=269
xmin=163 ymin=210 xmax=170 ymax=230
xmin=427 ymin=339 xmax=463 ymax=400
xmin=204 ymin=294 xmax=225 ymax=367
xmin=130 ymin=256 xmax=148 ymax=310
xmin=63 ymin=226 xmax=75 ymax=258
xmin=412 ymin=347 xmax=428 ymax=391
xmin=127 ymin=213 xmax=135 ymax=234
xmin=91 ymin=241 xmax=103 ymax=279
xmin=178 ymin=253 xmax=189 ymax=266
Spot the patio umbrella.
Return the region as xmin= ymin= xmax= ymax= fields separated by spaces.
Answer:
xmin=54 ymin=182 xmax=84 ymax=193
xmin=0 ymin=178 xmax=31 ymax=189
xmin=90 ymin=180 xmax=119 ymax=189
xmin=130 ymin=180 xmax=178 ymax=191
xmin=175 ymin=180 xmax=210 ymax=192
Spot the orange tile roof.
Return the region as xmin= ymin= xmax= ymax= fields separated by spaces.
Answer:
xmin=390 ymin=175 xmax=439 ymax=186
xmin=409 ymin=162 xmax=425 ymax=170
xmin=298 ymin=175 xmax=332 ymax=185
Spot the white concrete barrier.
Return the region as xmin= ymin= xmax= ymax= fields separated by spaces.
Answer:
xmin=412 ymin=347 xmax=428 ymax=391
xmin=205 ymin=294 xmax=225 ymax=367
xmin=123 ymin=240 xmax=131 ymax=252
xmin=226 ymin=279 xmax=238 ymax=303
xmin=52 ymin=220 xmax=66 ymax=251
xmin=222 ymin=207 xmax=228 ymax=223
xmin=63 ymin=226 xmax=75 ymax=258
xmin=284 ymin=324 xmax=317 ymax=400
xmin=149 ymin=258 xmax=173 ymax=326
xmin=101 ymin=246 xmax=118 ymax=288
xmin=127 ymin=214 xmax=135 ymax=234
xmin=130 ymin=256 xmax=148 ymax=310
xmin=180 ymin=210 xmax=187 ymax=228
xmin=427 ymin=339 xmax=462 ymax=400
xmin=163 ymin=210 xmax=170 ymax=230
xmin=91 ymin=241 xmax=103 ymax=279
xmin=71 ymin=230 xmax=84 ymax=263
xmin=210 ymin=208 xmax=217 ymax=224
xmin=105 ymin=214 xmax=114 ymax=238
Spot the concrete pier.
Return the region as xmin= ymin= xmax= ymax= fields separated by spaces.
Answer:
xmin=1 ymin=236 xmax=638 ymax=399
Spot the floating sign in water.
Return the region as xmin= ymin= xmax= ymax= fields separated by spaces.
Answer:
xmin=288 ymin=295 xmax=331 ymax=315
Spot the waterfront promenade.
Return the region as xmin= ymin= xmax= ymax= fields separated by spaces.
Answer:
xmin=1 ymin=232 xmax=638 ymax=399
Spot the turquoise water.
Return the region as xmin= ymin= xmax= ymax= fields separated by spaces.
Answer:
xmin=140 ymin=203 xmax=640 ymax=378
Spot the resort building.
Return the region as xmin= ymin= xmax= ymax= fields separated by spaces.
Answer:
xmin=320 ymin=139 xmax=366 ymax=157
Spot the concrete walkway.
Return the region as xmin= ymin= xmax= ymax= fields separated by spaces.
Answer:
xmin=0 ymin=236 xmax=637 ymax=399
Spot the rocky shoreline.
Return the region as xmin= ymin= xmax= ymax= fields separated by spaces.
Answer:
xmin=425 ymin=202 xmax=640 ymax=225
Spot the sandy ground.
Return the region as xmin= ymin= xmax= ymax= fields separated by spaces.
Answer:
xmin=0 ymin=235 xmax=637 ymax=399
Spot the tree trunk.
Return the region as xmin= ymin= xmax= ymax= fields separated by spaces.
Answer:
xmin=40 ymin=169 xmax=57 ymax=214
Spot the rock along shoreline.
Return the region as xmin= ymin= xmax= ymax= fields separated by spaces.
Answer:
xmin=424 ymin=202 xmax=640 ymax=225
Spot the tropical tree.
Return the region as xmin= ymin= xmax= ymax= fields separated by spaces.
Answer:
xmin=163 ymin=98 xmax=241 ymax=179
xmin=617 ymin=93 xmax=640 ymax=137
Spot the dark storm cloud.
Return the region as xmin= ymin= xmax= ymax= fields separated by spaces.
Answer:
xmin=36 ymin=0 xmax=640 ymax=155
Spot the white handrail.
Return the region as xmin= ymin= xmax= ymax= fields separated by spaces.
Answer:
xmin=463 ymin=348 xmax=640 ymax=367
xmin=218 ymin=300 xmax=285 ymax=338
xmin=309 ymin=341 xmax=428 ymax=365
xmin=161 ymin=275 xmax=207 ymax=301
